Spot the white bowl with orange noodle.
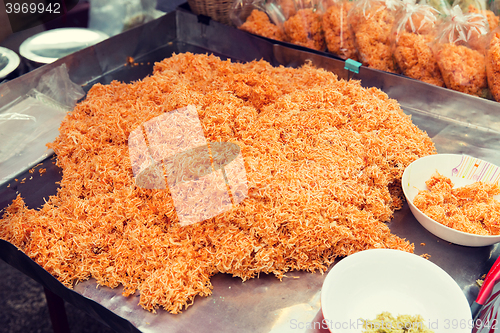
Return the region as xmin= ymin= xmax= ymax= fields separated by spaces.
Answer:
xmin=321 ymin=249 xmax=472 ymax=333
xmin=402 ymin=153 xmax=500 ymax=247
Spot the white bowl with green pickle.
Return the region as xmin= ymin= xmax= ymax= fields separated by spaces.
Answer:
xmin=321 ymin=249 xmax=472 ymax=333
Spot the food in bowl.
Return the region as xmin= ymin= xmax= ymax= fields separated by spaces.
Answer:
xmin=321 ymin=249 xmax=472 ymax=333
xmin=402 ymin=153 xmax=500 ymax=246
xmin=361 ymin=311 xmax=434 ymax=333
xmin=413 ymin=172 xmax=500 ymax=235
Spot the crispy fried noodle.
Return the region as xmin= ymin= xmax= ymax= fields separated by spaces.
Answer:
xmin=0 ymin=53 xmax=435 ymax=313
xmin=414 ymin=172 xmax=500 ymax=235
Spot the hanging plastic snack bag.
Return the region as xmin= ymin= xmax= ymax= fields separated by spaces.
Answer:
xmin=322 ymin=0 xmax=359 ymax=60
xmin=279 ymin=0 xmax=298 ymax=17
xmin=467 ymin=3 xmax=499 ymax=30
xmin=392 ymin=1 xmax=445 ymax=86
xmin=432 ymin=5 xmax=489 ymax=96
xmin=231 ymin=0 xmax=288 ymax=41
xmin=89 ymin=0 xmax=159 ymax=37
xmin=283 ymin=0 xmax=326 ymax=50
xmin=486 ymin=27 xmax=500 ymax=101
xmin=238 ymin=10 xmax=287 ymax=41
xmin=453 ymin=0 xmax=499 ymax=40
xmin=348 ymin=0 xmax=403 ymax=73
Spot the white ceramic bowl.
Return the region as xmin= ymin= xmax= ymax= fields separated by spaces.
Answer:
xmin=321 ymin=249 xmax=472 ymax=333
xmin=402 ymin=153 xmax=500 ymax=247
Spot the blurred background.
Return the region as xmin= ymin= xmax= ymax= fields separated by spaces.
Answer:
xmin=0 ymin=0 xmax=185 ymax=81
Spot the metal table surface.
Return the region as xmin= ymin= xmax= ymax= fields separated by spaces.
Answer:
xmin=1 ymin=8 xmax=499 ymax=333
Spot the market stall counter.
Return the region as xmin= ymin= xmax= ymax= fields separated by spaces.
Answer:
xmin=0 ymin=8 xmax=498 ymax=333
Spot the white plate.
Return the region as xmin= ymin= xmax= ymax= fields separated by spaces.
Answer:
xmin=321 ymin=249 xmax=472 ymax=333
xmin=402 ymin=153 xmax=500 ymax=247
xmin=0 ymin=47 xmax=20 ymax=79
xmin=20 ymin=28 xmax=108 ymax=64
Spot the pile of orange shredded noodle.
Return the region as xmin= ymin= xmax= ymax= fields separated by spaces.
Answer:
xmin=434 ymin=43 xmax=488 ymax=96
xmin=486 ymin=31 xmax=500 ymax=101
xmin=239 ymin=9 xmax=286 ymax=41
xmin=393 ymin=32 xmax=445 ymax=87
xmin=284 ymin=8 xmax=326 ymax=51
xmin=413 ymin=172 xmax=500 ymax=235
xmin=0 ymin=53 xmax=436 ymax=314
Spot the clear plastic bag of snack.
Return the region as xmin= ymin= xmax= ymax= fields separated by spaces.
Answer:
xmin=230 ymin=0 xmax=289 ymax=41
xmin=466 ymin=2 xmax=499 ymax=30
xmin=322 ymin=0 xmax=358 ymax=60
xmin=89 ymin=0 xmax=159 ymax=37
xmin=486 ymin=27 xmax=500 ymax=101
xmin=232 ymin=0 xmax=327 ymax=50
xmin=283 ymin=0 xmax=326 ymax=50
xmin=432 ymin=5 xmax=490 ymax=96
xmin=392 ymin=0 xmax=445 ymax=86
xmin=348 ymin=0 xmax=403 ymax=73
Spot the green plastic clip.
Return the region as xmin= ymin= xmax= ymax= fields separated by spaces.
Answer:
xmin=344 ymin=59 xmax=362 ymax=74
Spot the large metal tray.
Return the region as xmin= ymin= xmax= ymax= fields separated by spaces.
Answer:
xmin=1 ymin=8 xmax=499 ymax=333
